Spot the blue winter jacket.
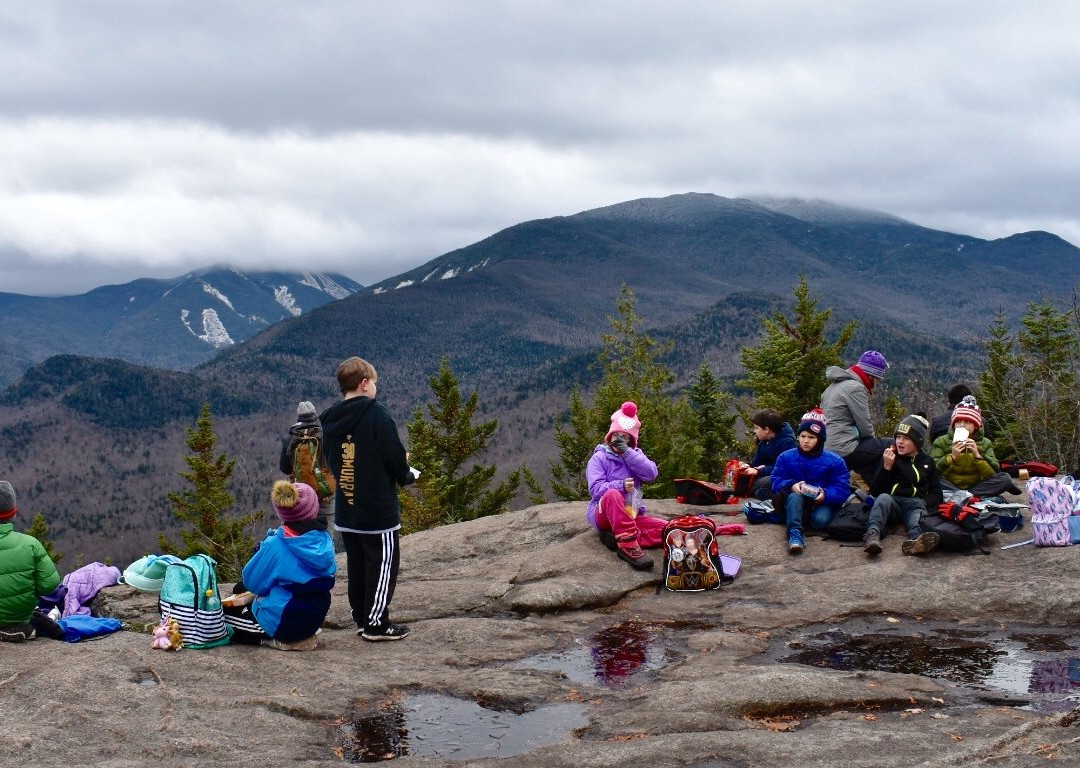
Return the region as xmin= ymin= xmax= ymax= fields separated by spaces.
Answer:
xmin=749 ymin=422 xmax=797 ymax=477
xmin=242 ymin=527 xmax=336 ymax=643
xmin=770 ymin=447 xmax=851 ymax=508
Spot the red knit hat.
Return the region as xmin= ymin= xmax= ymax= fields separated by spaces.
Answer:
xmin=605 ymin=401 xmax=642 ymax=448
xmin=951 ymin=396 xmax=983 ymax=430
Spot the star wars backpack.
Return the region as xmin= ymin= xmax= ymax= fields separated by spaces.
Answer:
xmin=662 ymin=515 xmax=732 ymax=591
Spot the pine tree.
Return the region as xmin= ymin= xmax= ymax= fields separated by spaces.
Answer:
xmin=549 ymin=285 xmax=698 ymax=499
xmin=687 ymin=361 xmax=739 ymax=479
xmin=976 ymin=311 xmax=1021 ymax=443
xmin=979 ymin=300 xmax=1080 ymax=468
xmin=160 ymin=403 xmax=262 ymax=581
xmin=739 ymin=276 xmax=857 ymax=426
xmin=25 ymin=512 xmax=63 ymax=565
xmin=550 ymin=387 xmax=596 ymax=501
xmin=400 ymin=357 xmax=520 ymax=532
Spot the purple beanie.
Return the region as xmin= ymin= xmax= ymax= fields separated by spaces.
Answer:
xmin=856 ymin=350 xmax=889 ymax=379
xmin=271 ymin=480 xmax=319 ymax=523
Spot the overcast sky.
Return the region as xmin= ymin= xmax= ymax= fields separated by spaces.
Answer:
xmin=2 ymin=2 xmax=1078 ymax=296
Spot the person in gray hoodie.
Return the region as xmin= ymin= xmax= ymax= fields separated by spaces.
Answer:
xmin=820 ymin=350 xmax=892 ymax=483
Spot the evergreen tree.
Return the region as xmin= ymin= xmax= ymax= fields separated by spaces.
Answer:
xmin=549 ymin=285 xmax=698 ymax=499
xmin=160 ymin=403 xmax=261 ymax=581
xmin=979 ymin=300 xmax=1080 ymax=468
xmin=739 ymin=276 xmax=857 ymax=426
xmin=400 ymin=357 xmax=520 ymax=532
xmin=976 ymin=311 xmax=1021 ymax=443
xmin=687 ymin=361 xmax=739 ymax=479
xmin=25 ymin=512 xmax=62 ymax=565
xmin=550 ymin=387 xmax=595 ymax=501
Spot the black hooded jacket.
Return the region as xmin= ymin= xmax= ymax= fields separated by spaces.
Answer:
xmin=320 ymin=396 xmax=414 ymax=531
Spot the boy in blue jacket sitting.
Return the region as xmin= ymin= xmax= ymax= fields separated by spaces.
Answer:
xmin=771 ymin=411 xmax=851 ymax=554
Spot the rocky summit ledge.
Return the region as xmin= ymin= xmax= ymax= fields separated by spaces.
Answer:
xmin=4 ymin=494 xmax=1080 ymax=768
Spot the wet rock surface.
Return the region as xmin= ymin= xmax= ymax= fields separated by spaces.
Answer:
xmin=4 ymin=492 xmax=1080 ymax=767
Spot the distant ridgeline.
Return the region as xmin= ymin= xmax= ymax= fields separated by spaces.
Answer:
xmin=0 ymin=268 xmax=363 ymax=390
xmin=0 ymin=193 xmax=1076 ymax=568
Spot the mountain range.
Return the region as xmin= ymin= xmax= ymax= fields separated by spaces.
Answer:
xmin=1 ymin=192 xmax=1077 ymax=569
xmin=0 ymin=268 xmax=363 ymax=387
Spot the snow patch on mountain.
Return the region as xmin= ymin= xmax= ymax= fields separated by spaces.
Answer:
xmin=274 ymin=286 xmax=302 ymax=316
xmin=467 ymin=258 xmax=490 ymax=272
xmin=201 ymin=282 xmax=235 ymax=310
xmin=299 ymin=273 xmax=352 ymax=299
xmin=440 ymin=268 xmax=459 ymax=280
xmin=396 ymin=280 xmax=415 ymax=289
xmin=180 ymin=308 xmax=234 ymax=348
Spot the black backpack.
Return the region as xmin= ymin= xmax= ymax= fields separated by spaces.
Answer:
xmin=920 ymin=502 xmax=1000 ymax=553
xmin=826 ymin=493 xmax=872 ymax=541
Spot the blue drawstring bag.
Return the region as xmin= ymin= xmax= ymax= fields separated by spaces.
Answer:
xmin=57 ymin=615 xmax=123 ymax=643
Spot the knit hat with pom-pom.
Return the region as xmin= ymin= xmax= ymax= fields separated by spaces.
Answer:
xmin=797 ymin=407 xmax=828 ymax=445
xmin=951 ymin=395 xmax=983 ymax=431
xmin=271 ymin=480 xmax=319 ymax=523
xmin=605 ymin=401 xmax=642 ymax=448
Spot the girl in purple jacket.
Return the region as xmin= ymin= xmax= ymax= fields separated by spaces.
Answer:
xmin=586 ymin=402 xmax=664 ymax=570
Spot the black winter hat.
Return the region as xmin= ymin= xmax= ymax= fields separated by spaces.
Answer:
xmin=895 ymin=414 xmax=929 ymax=447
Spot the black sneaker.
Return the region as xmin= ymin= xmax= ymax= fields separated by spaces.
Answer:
xmin=361 ymin=622 xmax=411 ymax=642
xmin=598 ymin=529 xmax=618 ymax=552
xmin=0 ymin=624 xmax=34 ymax=643
xmin=30 ymin=609 xmax=66 ymax=640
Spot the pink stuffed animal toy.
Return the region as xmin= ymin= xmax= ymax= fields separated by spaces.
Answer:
xmin=151 ymin=617 xmax=182 ymax=650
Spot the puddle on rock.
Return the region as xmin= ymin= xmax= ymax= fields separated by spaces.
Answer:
xmin=515 ymin=619 xmax=682 ymax=688
xmin=338 ymin=693 xmax=587 ymax=763
xmin=769 ymin=617 xmax=1080 ymax=712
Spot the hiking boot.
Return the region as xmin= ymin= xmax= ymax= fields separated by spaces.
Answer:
xmin=616 ymin=544 xmax=654 ymax=570
xmin=902 ymin=532 xmax=941 ymax=556
xmin=361 ymin=622 xmax=411 ymax=642
xmin=787 ymin=530 xmax=805 ymax=554
xmin=262 ymin=635 xmax=318 ymax=651
xmin=598 ymin=529 xmax=618 ymax=552
xmin=0 ymin=624 xmax=34 ymax=643
xmin=862 ymin=529 xmax=882 ymax=556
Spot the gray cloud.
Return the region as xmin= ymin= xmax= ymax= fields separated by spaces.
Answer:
xmin=2 ymin=1 xmax=1078 ymax=295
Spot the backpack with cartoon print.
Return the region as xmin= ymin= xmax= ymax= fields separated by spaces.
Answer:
xmin=661 ymin=515 xmax=732 ymax=591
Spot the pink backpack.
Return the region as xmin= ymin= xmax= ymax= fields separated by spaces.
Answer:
xmin=1029 ymin=476 xmax=1080 ymax=547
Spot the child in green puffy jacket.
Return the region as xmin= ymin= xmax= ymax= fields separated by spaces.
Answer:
xmin=0 ymin=481 xmax=61 ymax=642
xmin=929 ymin=397 xmax=1019 ymax=498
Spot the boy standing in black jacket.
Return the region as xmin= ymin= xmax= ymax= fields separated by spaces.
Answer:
xmin=321 ymin=357 xmax=416 ymax=641
xmin=863 ymin=414 xmax=943 ymax=557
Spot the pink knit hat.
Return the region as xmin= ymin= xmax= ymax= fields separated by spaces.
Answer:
xmin=605 ymin=401 xmax=642 ymax=448
xmin=271 ymin=480 xmax=319 ymax=523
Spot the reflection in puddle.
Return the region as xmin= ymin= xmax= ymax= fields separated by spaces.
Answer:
xmin=517 ymin=619 xmax=672 ymax=688
xmin=782 ymin=634 xmax=1003 ymax=684
xmin=339 ymin=694 xmax=587 ymax=763
xmin=775 ymin=621 xmax=1080 ymax=712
